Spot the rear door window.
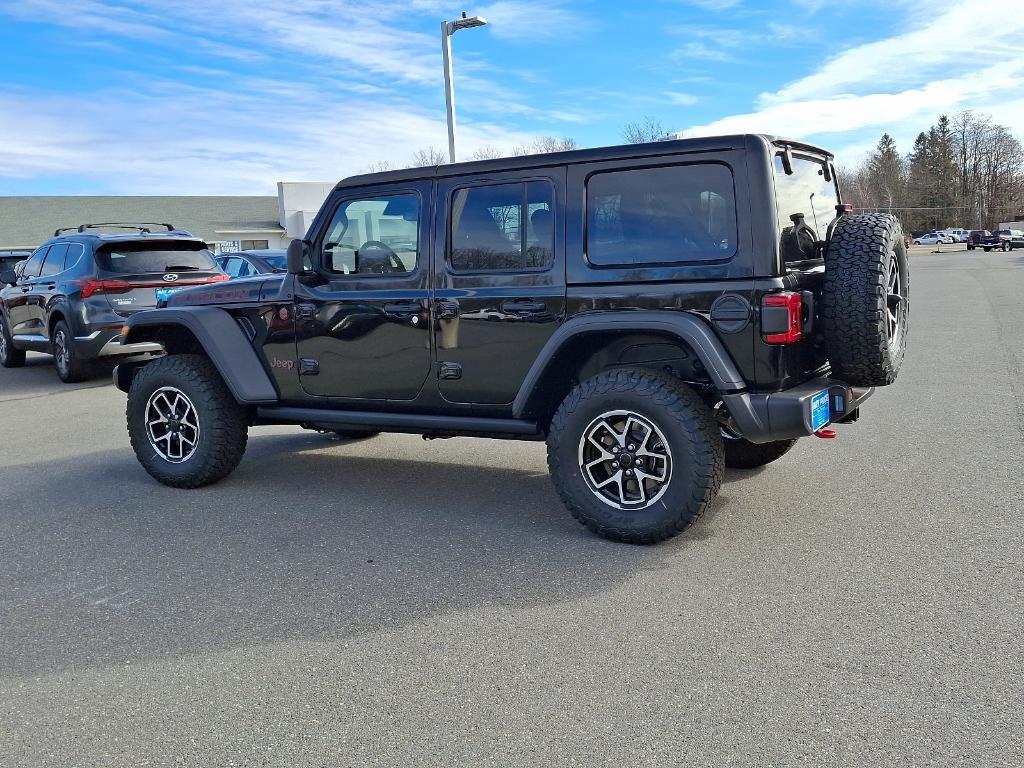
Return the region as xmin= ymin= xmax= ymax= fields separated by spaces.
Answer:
xmin=585 ymin=163 xmax=737 ymax=266
xmin=39 ymin=244 xmax=69 ymax=277
xmin=95 ymin=243 xmax=218 ymax=274
xmin=449 ymin=181 xmax=554 ymax=272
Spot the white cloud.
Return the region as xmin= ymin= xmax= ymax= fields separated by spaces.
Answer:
xmin=0 ymin=82 xmax=539 ymax=194
xmin=665 ymin=91 xmax=699 ymax=106
xmin=676 ymin=0 xmax=1024 ymax=152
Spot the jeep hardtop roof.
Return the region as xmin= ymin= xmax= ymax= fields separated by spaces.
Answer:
xmin=337 ymin=134 xmax=833 ymax=190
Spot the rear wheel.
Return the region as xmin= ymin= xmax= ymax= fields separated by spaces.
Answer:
xmin=52 ymin=320 xmax=91 ymax=383
xmin=547 ymin=369 xmax=724 ymax=545
xmin=0 ymin=313 xmax=26 ymax=368
xmin=821 ymin=213 xmax=909 ymax=386
xmin=723 ymin=436 xmax=797 ymax=469
xmin=127 ymin=354 xmax=248 ymax=488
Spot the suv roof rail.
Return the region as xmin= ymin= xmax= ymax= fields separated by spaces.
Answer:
xmin=53 ymin=222 xmax=178 ymax=237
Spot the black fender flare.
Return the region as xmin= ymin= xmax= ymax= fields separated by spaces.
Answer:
xmin=121 ymin=307 xmax=278 ymax=404
xmin=511 ymin=310 xmax=747 ymax=419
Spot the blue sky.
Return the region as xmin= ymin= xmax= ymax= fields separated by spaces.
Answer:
xmin=1 ymin=0 xmax=1022 ymax=195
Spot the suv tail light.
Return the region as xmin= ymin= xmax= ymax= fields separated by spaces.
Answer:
xmin=762 ymin=291 xmax=803 ymax=344
xmin=79 ymin=274 xmax=229 ymax=298
xmin=79 ymin=278 xmax=131 ymax=298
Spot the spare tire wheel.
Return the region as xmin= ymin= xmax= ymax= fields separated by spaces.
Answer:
xmin=821 ymin=213 xmax=909 ymax=387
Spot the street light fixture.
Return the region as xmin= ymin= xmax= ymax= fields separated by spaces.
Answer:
xmin=442 ymin=11 xmax=488 ymax=163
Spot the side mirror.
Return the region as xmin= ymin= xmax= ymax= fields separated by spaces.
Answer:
xmin=0 ymin=269 xmax=17 ymax=286
xmin=286 ymin=239 xmax=312 ymax=275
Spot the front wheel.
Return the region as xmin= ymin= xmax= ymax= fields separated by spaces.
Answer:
xmin=127 ymin=354 xmax=248 ymax=488
xmin=1002 ymin=241 xmax=1011 ymax=252
xmin=546 ymin=369 xmax=724 ymax=545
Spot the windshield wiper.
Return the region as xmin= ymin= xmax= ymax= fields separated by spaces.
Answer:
xmin=164 ymin=265 xmax=203 ymax=271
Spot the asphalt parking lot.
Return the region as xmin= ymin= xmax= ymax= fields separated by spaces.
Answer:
xmin=1 ymin=247 xmax=1022 ymax=767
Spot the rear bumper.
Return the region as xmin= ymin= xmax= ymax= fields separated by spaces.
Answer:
xmin=722 ymin=377 xmax=874 ymax=444
xmin=73 ymin=329 xmax=163 ymax=360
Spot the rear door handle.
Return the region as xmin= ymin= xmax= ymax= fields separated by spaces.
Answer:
xmin=501 ymin=300 xmax=546 ymax=313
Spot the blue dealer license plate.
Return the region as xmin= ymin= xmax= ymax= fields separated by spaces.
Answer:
xmin=810 ymin=389 xmax=830 ymax=432
xmin=155 ymin=287 xmax=184 ymax=303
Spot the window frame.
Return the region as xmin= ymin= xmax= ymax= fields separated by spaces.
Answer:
xmin=446 ymin=178 xmax=557 ymax=276
xmin=582 ymin=160 xmax=740 ymax=269
xmin=315 ymin=187 xmax=425 ymax=280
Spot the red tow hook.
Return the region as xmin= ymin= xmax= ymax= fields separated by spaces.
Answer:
xmin=814 ymin=428 xmax=838 ymax=439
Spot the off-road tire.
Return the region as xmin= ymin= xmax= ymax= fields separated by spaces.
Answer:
xmin=821 ymin=213 xmax=909 ymax=386
xmin=52 ymin=320 xmax=91 ymax=383
xmin=127 ymin=354 xmax=248 ymax=488
xmin=0 ymin=312 xmax=26 ymax=368
xmin=723 ymin=437 xmax=797 ymax=469
xmin=546 ymin=369 xmax=724 ymax=545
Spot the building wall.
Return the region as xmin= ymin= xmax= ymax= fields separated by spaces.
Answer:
xmin=277 ymin=182 xmax=335 ymax=239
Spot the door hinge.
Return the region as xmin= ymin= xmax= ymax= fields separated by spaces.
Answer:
xmin=299 ymin=358 xmax=320 ymax=376
xmin=438 ymin=362 xmax=462 ymax=380
xmin=294 ymin=303 xmax=316 ymax=320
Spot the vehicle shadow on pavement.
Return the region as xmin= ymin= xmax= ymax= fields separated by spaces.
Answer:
xmin=0 ymin=434 xmax=749 ymax=678
xmin=0 ymin=354 xmax=114 ymax=401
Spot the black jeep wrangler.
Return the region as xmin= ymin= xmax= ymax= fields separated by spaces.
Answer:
xmin=115 ymin=135 xmax=909 ymax=544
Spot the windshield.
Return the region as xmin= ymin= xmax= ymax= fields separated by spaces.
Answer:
xmin=95 ymin=242 xmax=218 ymax=274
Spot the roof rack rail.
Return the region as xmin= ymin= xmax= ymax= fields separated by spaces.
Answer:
xmin=53 ymin=222 xmax=178 ymax=237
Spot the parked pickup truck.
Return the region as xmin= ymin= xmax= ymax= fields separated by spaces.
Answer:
xmin=979 ymin=229 xmax=1024 ymax=251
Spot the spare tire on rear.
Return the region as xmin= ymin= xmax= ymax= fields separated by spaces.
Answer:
xmin=821 ymin=213 xmax=909 ymax=386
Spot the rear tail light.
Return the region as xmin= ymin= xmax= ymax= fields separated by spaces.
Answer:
xmin=762 ymin=291 xmax=803 ymax=344
xmin=79 ymin=278 xmax=131 ymax=298
xmin=837 ymin=203 xmax=853 ymax=214
xmin=80 ymin=274 xmax=229 ymax=297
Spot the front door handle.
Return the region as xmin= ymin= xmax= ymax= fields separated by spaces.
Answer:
xmin=501 ymin=300 xmax=546 ymax=314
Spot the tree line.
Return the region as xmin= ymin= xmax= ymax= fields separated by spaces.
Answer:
xmin=839 ymin=112 xmax=1024 ymax=232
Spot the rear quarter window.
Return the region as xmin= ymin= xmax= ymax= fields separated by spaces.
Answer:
xmin=585 ymin=163 xmax=737 ymax=267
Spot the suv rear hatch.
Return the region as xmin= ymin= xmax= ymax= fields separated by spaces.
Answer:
xmin=761 ymin=145 xmax=838 ymax=388
xmin=86 ymin=240 xmax=228 ymax=316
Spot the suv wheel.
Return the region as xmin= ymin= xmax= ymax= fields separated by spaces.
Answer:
xmin=127 ymin=354 xmax=248 ymax=488
xmin=821 ymin=213 xmax=910 ymax=386
xmin=546 ymin=369 xmax=724 ymax=545
xmin=0 ymin=313 xmax=26 ymax=368
xmin=1002 ymin=241 xmax=1011 ymax=252
xmin=723 ymin=436 xmax=797 ymax=469
xmin=52 ymin=320 xmax=91 ymax=383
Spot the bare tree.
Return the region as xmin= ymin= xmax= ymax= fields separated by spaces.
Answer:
xmin=470 ymin=145 xmax=505 ymax=161
xmin=512 ymin=136 xmax=578 ymax=156
xmin=622 ymin=117 xmax=668 ymax=144
xmin=409 ymin=146 xmax=448 ymax=167
xmin=363 ymin=160 xmax=396 ymax=173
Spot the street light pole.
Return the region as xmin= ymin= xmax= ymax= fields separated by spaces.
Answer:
xmin=441 ymin=12 xmax=487 ymax=164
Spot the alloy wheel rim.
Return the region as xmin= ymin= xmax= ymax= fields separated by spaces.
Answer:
xmin=578 ymin=410 xmax=673 ymax=510
xmin=54 ymin=331 xmax=69 ymax=373
xmin=145 ymin=386 xmax=201 ymax=463
xmin=886 ymin=252 xmax=905 ymax=349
